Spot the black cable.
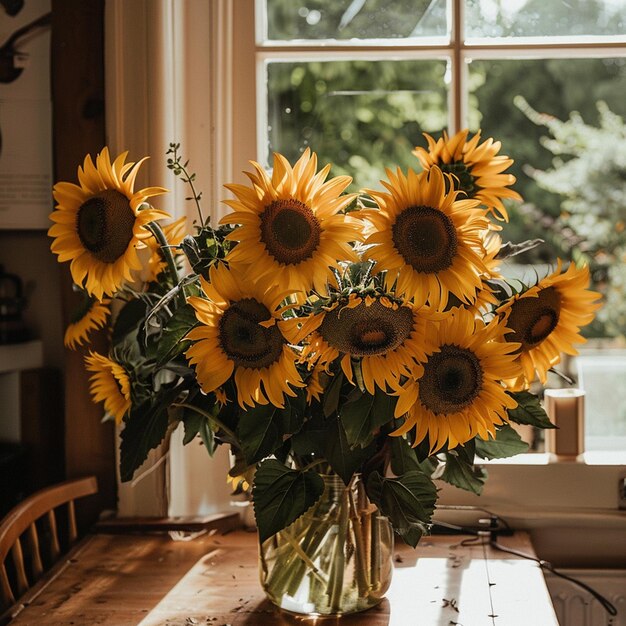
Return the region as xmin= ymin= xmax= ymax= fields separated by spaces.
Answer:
xmin=431 ymin=518 xmax=619 ymax=619
xmin=489 ymin=536 xmax=618 ymax=619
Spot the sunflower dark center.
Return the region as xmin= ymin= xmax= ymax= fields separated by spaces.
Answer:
xmin=439 ymin=160 xmax=477 ymax=197
xmin=76 ymin=189 xmax=135 ymax=263
xmin=505 ymin=287 xmax=561 ymax=350
xmin=259 ymin=199 xmax=321 ymax=265
xmin=219 ymin=298 xmax=284 ymax=369
xmin=419 ymin=345 xmax=483 ymax=415
xmin=319 ymin=300 xmax=414 ymax=357
xmin=392 ymin=205 xmax=458 ymax=273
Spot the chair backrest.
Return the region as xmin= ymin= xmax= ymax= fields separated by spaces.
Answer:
xmin=0 ymin=476 xmax=98 ymax=611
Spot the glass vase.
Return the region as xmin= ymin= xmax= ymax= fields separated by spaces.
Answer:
xmin=258 ymin=473 xmax=393 ymax=616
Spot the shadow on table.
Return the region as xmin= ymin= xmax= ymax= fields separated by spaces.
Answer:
xmin=234 ymin=598 xmax=391 ymax=625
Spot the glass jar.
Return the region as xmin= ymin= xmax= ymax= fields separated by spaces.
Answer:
xmin=258 ymin=473 xmax=393 ymax=616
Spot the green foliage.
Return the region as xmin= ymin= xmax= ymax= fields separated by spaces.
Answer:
xmin=267 ymin=59 xmax=447 ymax=192
xmin=515 ymin=98 xmax=626 ymax=337
xmin=389 ymin=436 xmax=437 ymax=477
xmin=120 ymin=384 xmax=185 ymax=482
xmin=253 ymin=459 xmax=325 ymax=542
xmin=291 ymin=411 xmax=377 ymax=484
xmin=237 ymin=391 xmax=306 ymax=465
xmin=507 ymin=391 xmax=555 ymax=429
xmin=155 ymin=303 xmax=197 ymax=366
xmin=340 ymin=387 xmax=398 ymax=448
xmin=366 ymin=470 xmax=437 ymax=547
xmin=475 ymin=424 xmax=529 ymax=460
xmin=322 ymin=370 xmax=344 ymax=417
xmin=112 ymin=299 xmax=147 ymax=346
xmin=266 ymin=0 xmax=445 ymax=41
xmin=440 ymin=442 xmax=487 ymax=496
xmin=181 ymin=405 xmax=216 ymax=456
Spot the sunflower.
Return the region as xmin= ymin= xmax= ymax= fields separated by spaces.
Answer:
xmin=363 ymin=166 xmax=491 ymax=310
xmin=227 ymin=471 xmax=253 ymax=494
xmin=413 ymin=129 xmax=522 ymax=221
xmin=220 ymin=149 xmax=361 ymax=293
xmin=305 ymin=363 xmax=329 ymax=404
xmin=497 ymin=261 xmax=602 ymax=390
xmin=185 ymin=263 xmax=305 ymax=409
xmin=84 ymin=351 xmax=131 ymax=423
xmin=64 ymin=291 xmax=111 ymax=350
xmin=295 ymin=293 xmax=434 ymax=395
xmin=49 ymin=148 xmax=169 ymax=299
xmin=144 ymin=216 xmax=187 ymax=282
xmin=391 ymin=309 xmax=521 ymax=453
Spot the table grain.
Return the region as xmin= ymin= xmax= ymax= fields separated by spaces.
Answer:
xmin=8 ymin=529 xmax=559 ymax=625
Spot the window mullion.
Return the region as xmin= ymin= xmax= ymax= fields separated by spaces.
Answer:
xmin=450 ymin=0 xmax=464 ymax=134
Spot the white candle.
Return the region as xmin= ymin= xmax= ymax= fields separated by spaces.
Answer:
xmin=544 ymin=388 xmax=585 ymax=459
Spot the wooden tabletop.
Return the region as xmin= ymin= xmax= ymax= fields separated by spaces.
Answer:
xmin=8 ymin=529 xmax=558 ymax=626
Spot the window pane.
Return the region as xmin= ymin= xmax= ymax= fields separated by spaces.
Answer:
xmin=466 ymin=0 xmax=626 ymax=38
xmin=577 ymin=353 xmax=626 ymax=451
xmin=263 ymin=0 xmax=447 ymax=41
xmin=468 ymin=57 xmax=626 ymax=339
xmin=266 ymin=60 xmax=448 ymax=190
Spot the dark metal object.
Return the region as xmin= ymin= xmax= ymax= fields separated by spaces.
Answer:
xmin=0 ymin=265 xmax=29 ymax=344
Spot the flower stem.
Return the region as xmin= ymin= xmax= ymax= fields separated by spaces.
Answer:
xmin=328 ymin=487 xmax=349 ymax=612
xmin=348 ymin=486 xmax=369 ymax=596
xmin=146 ymin=221 xmax=186 ymax=306
xmin=172 ymin=402 xmax=236 ymax=442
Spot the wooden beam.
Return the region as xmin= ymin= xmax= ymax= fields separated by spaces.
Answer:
xmin=50 ymin=0 xmax=115 ymax=525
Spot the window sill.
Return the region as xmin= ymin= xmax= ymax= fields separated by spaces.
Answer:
xmin=437 ymin=453 xmax=626 ymax=526
xmin=480 ymin=451 xmax=626 ymax=466
xmin=437 ymin=452 xmax=626 ymax=566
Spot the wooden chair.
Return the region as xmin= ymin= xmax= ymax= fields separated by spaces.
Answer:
xmin=0 ymin=476 xmax=98 ymax=621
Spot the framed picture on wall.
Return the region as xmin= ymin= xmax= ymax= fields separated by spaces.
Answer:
xmin=0 ymin=0 xmax=52 ymax=229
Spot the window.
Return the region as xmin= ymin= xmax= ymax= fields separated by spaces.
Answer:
xmin=103 ymin=1 xmax=625 ymax=549
xmin=251 ymin=0 xmax=626 ymax=455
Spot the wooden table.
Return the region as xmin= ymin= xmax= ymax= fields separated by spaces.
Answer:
xmin=8 ymin=529 xmax=559 ymax=625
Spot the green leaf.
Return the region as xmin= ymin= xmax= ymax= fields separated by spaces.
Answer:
xmin=181 ymin=407 xmax=216 ymax=456
xmin=440 ymin=444 xmax=487 ymax=496
xmin=237 ymin=395 xmax=305 ymax=465
xmin=507 ymin=391 xmax=556 ymax=429
xmin=291 ymin=418 xmax=324 ymax=457
xmin=112 ymin=299 xmax=147 ymax=346
xmin=366 ymin=470 xmax=437 ymax=547
xmin=253 ymin=459 xmax=324 ymax=542
xmin=475 ymin=424 xmax=529 ymax=460
xmin=326 ymin=414 xmax=376 ymax=484
xmin=389 ymin=436 xmax=420 ymax=476
xmin=291 ymin=411 xmax=374 ymax=484
xmin=237 ymin=404 xmax=283 ymax=465
xmin=278 ymin=387 xmax=307 ymax=433
xmin=323 ymin=370 xmax=344 ymax=417
xmin=120 ymin=385 xmax=182 ymax=482
xmin=340 ymin=388 xmax=397 ymax=448
xmin=156 ymin=303 xmax=197 ymax=366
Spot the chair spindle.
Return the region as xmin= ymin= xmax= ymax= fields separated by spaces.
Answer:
xmin=67 ymin=500 xmax=77 ymax=544
xmin=26 ymin=524 xmax=44 ymax=580
xmin=0 ymin=563 xmax=15 ymax=606
xmin=10 ymin=538 xmax=29 ymax=596
xmin=46 ymin=511 xmax=61 ymax=561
